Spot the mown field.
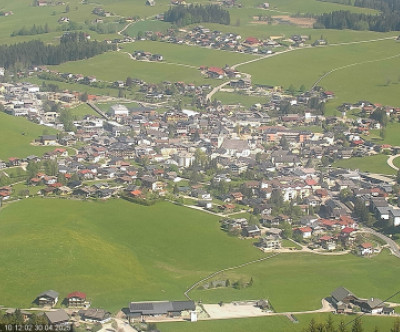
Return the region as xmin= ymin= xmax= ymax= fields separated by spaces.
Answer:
xmin=367 ymin=123 xmax=400 ymax=147
xmin=50 ymin=51 xmax=216 ymax=85
xmin=189 ymin=250 xmax=400 ymax=312
xmin=0 ymin=112 xmax=57 ymax=160
xmin=120 ymin=41 xmax=259 ymax=68
xmin=240 ymin=39 xmax=400 ymax=105
xmin=0 ymin=198 xmax=262 ymax=311
xmin=159 ymin=313 xmax=400 ymax=332
xmin=1 ymin=199 xmax=399 ymax=314
xmin=213 ymin=91 xmax=268 ymax=107
xmin=333 ymin=154 xmax=396 ymax=175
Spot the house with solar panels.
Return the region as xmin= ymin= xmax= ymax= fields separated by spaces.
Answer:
xmin=128 ymin=301 xmax=196 ymax=322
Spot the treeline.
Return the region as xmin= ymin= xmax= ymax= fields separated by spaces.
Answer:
xmin=0 ymin=32 xmax=115 ymax=69
xmin=164 ymin=4 xmax=230 ymax=26
xmin=354 ymin=0 xmax=400 ymax=13
xmin=314 ymin=10 xmax=400 ymax=31
xmin=11 ymin=24 xmax=50 ymax=37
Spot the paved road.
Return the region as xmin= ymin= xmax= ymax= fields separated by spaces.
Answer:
xmin=387 ymin=154 xmax=400 ymax=171
xmin=362 ymin=227 xmax=400 ymax=258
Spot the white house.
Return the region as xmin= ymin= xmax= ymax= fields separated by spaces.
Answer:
xmin=358 ymin=242 xmax=373 ymax=256
xmin=109 ymin=104 xmax=129 ymax=117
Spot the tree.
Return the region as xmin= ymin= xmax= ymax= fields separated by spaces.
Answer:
xmin=280 ymin=135 xmax=289 ymax=149
xmin=173 ymin=183 xmax=179 ymax=195
xmin=126 ymin=76 xmax=133 ymax=87
xmin=338 ymin=320 xmax=347 ymax=332
xmin=308 ymin=318 xmax=318 ymax=332
xmin=351 ymin=317 xmax=363 ymax=332
xmin=26 ymin=161 xmax=39 ymax=180
xmin=65 ymin=4 xmax=70 ymax=12
xmin=59 ymin=109 xmax=76 ymax=132
xmin=325 ymin=315 xmax=337 ymax=332
xmin=280 ymin=222 xmax=292 ymax=239
xmin=339 ymin=188 xmax=352 ymax=203
xmin=80 ymin=91 xmax=88 ymax=102
xmin=287 ymin=84 xmax=296 ymax=95
xmin=391 ymin=319 xmax=400 ymax=332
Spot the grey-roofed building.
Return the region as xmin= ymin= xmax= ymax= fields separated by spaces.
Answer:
xmin=79 ymin=308 xmax=111 ymax=323
xmin=45 ymin=309 xmax=70 ymax=325
xmin=36 ymin=290 xmax=59 ymax=307
xmin=331 ymin=287 xmax=355 ymax=306
xmin=128 ymin=301 xmax=195 ymax=321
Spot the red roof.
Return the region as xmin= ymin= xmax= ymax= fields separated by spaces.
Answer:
xmin=298 ymin=227 xmax=312 ymax=233
xmin=305 ymin=178 xmax=318 ymax=186
xmin=245 ymin=36 xmax=259 ymax=44
xmin=208 ymin=67 xmax=225 ymax=75
xmin=360 ymin=242 xmax=373 ymax=249
xmin=130 ymin=190 xmax=142 ymax=196
xmin=67 ymin=291 xmax=86 ymax=299
xmin=341 ymin=227 xmax=355 ymax=234
xmin=320 ymin=236 xmax=333 ymax=241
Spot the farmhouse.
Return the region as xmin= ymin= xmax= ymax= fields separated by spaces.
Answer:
xmin=36 ymin=290 xmax=59 ymax=307
xmin=128 ymin=301 xmax=195 ymax=321
xmin=66 ymin=291 xmax=88 ymax=307
xmin=40 ymin=135 xmax=58 ymax=146
xmin=45 ymin=310 xmax=70 ymax=326
xmin=79 ymin=308 xmax=111 ymax=323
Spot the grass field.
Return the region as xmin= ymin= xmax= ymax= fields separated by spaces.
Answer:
xmin=0 ymin=112 xmax=57 ymax=160
xmin=213 ymin=92 xmax=268 ymax=107
xmin=1 ymin=199 xmax=399 ymax=314
xmin=124 ymin=20 xmax=172 ymax=38
xmin=333 ymin=154 xmax=396 ymax=175
xmin=240 ymin=39 xmax=400 ymax=105
xmin=120 ymin=41 xmax=259 ymax=68
xmin=159 ymin=313 xmax=400 ymax=332
xmin=368 ymin=123 xmax=400 ymax=146
xmin=0 ymin=198 xmax=263 ymax=311
xmin=189 ymin=250 xmax=400 ymax=312
xmin=50 ymin=51 xmax=215 ymax=85
xmin=69 ymin=103 xmax=99 ymax=119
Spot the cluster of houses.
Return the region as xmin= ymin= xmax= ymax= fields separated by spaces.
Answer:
xmin=330 ymin=287 xmax=395 ymax=315
xmin=132 ymin=50 xmax=164 ymax=62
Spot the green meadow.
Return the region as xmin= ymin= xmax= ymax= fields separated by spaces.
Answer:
xmin=0 ymin=112 xmax=57 ymax=160
xmin=0 ymin=198 xmax=262 ymax=311
xmin=189 ymin=250 xmax=400 ymax=312
xmin=124 ymin=20 xmax=172 ymax=37
xmin=120 ymin=41 xmax=259 ymax=68
xmin=213 ymin=92 xmax=268 ymax=107
xmin=50 ymin=51 xmax=215 ymax=85
xmin=159 ymin=313 xmax=400 ymax=332
xmin=240 ymin=39 xmax=400 ymax=105
xmin=367 ymin=123 xmax=400 ymax=146
xmin=333 ymin=154 xmax=396 ymax=175
xmin=1 ymin=198 xmax=399 ymax=314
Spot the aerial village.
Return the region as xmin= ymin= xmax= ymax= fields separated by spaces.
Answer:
xmin=1 ymin=46 xmax=400 ymax=329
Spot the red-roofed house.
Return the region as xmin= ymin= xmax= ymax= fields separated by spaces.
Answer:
xmin=294 ymin=227 xmax=312 ymax=239
xmin=319 ymin=235 xmax=336 ymax=250
xmin=245 ymin=37 xmax=260 ymax=45
xmin=358 ymin=242 xmax=373 ymax=256
xmin=207 ymin=67 xmax=225 ymax=79
xmin=66 ymin=291 xmax=87 ymax=307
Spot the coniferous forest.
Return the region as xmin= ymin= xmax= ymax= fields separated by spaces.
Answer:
xmin=0 ymin=32 xmax=115 ymax=69
xmin=314 ymin=10 xmax=400 ymax=31
xmin=164 ymin=4 xmax=230 ymax=27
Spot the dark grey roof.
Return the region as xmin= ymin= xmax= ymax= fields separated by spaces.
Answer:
xmin=129 ymin=301 xmax=195 ymax=315
xmin=331 ymin=287 xmax=354 ymax=302
xmin=38 ymin=290 xmax=59 ymax=299
xmin=45 ymin=310 xmax=69 ymax=324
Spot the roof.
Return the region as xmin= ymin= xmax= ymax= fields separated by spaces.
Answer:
xmin=360 ymin=242 xmax=373 ymax=249
xmin=67 ymin=291 xmax=86 ymax=299
xmin=45 ymin=310 xmax=69 ymax=324
xmin=37 ymin=290 xmax=59 ymax=300
xmin=341 ymin=227 xmax=355 ymax=234
xmin=83 ymin=308 xmax=110 ymax=320
xmin=331 ymin=287 xmax=354 ymax=302
xmin=129 ymin=301 xmax=195 ymax=315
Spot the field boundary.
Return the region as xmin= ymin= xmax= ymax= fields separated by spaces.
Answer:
xmin=184 ymin=253 xmax=280 ymax=300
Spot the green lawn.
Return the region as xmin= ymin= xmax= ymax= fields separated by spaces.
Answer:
xmin=368 ymin=123 xmax=400 ymax=147
xmin=120 ymin=40 xmax=259 ymax=68
xmin=333 ymin=154 xmax=396 ymax=175
xmin=69 ymin=103 xmax=99 ymax=119
xmin=50 ymin=51 xmax=215 ymax=85
xmin=240 ymin=39 xmax=400 ymax=105
xmin=124 ymin=20 xmax=172 ymax=38
xmin=189 ymin=250 xmax=400 ymax=312
xmin=213 ymin=92 xmax=267 ymax=107
xmin=0 ymin=112 xmax=57 ymax=160
xmin=159 ymin=313 xmax=400 ymax=332
xmin=0 ymin=198 xmax=263 ymax=311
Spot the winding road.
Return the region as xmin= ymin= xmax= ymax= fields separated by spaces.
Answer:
xmin=387 ymin=154 xmax=400 ymax=171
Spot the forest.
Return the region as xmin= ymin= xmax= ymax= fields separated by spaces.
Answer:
xmin=163 ymin=4 xmax=230 ymax=27
xmin=0 ymin=32 xmax=115 ymax=69
xmin=314 ymin=10 xmax=400 ymax=31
